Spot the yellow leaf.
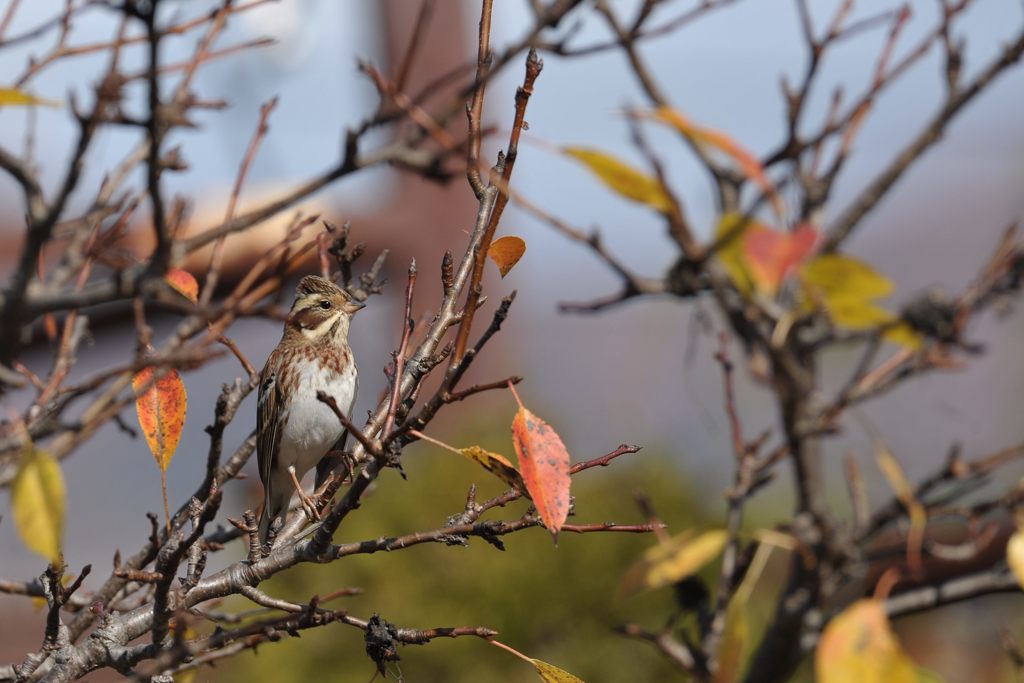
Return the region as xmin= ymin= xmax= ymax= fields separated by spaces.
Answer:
xmin=715 ymin=595 xmax=749 ymax=683
xmin=883 ymin=323 xmax=923 ymax=350
xmin=1008 ymin=528 xmax=1024 ymax=589
xmin=460 ymin=446 xmax=526 ymax=492
xmin=562 ymin=146 xmax=675 ymax=213
xmin=802 ymin=254 xmax=894 ymax=302
xmin=801 ymin=255 xmax=896 ymax=330
xmin=715 ymin=213 xmax=763 ymax=295
xmin=816 ymin=599 xmax=920 ymax=683
xmin=12 ymin=446 xmax=65 ymax=564
xmin=133 ymin=367 xmax=188 ymax=472
xmin=0 ymin=87 xmax=60 ymax=107
xmin=492 ymin=640 xmax=586 ymax=682
xmin=621 ymin=529 xmax=728 ymax=596
xmin=531 ymin=658 xmax=586 ymax=683
xmin=487 ymin=236 xmax=527 ymax=278
xmin=874 ymin=441 xmax=912 ymax=506
xmin=800 ymin=254 xmax=921 ymax=349
xmin=715 ymin=541 xmax=784 ymax=683
xmin=873 ymin=439 xmax=924 ymax=575
xmin=826 ymin=299 xmax=896 ymax=329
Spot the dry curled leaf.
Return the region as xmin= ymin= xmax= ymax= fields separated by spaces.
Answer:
xmin=620 ymin=529 xmax=728 ymax=596
xmin=509 ymin=385 xmax=571 ymax=540
xmin=165 ymin=268 xmax=199 ymax=303
xmin=562 ymin=146 xmax=675 ymax=213
xmin=460 ymin=445 xmax=526 ymax=492
xmin=12 ymin=445 xmax=66 ymax=564
xmin=487 ymin=235 xmax=527 ymax=278
xmin=652 ymin=106 xmax=783 ymax=217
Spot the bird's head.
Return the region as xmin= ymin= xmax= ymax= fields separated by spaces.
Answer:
xmin=286 ymin=275 xmax=364 ymax=342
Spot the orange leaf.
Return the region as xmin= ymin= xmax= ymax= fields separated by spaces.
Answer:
xmin=509 ymin=386 xmax=571 ymax=540
xmin=460 ymin=446 xmax=526 ymax=492
xmin=742 ymin=224 xmax=819 ymax=294
xmin=165 ymin=268 xmax=199 ymax=303
xmin=43 ymin=313 xmax=58 ymax=342
xmin=133 ymin=366 xmax=187 ymax=472
xmin=653 ymin=107 xmax=784 ymax=217
xmin=487 ymin=236 xmax=527 ymax=278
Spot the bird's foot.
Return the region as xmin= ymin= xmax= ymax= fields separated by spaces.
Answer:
xmin=287 ymin=465 xmax=321 ymax=523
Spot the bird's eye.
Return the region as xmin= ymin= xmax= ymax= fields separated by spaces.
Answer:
xmin=319 ymin=300 xmax=332 ymax=310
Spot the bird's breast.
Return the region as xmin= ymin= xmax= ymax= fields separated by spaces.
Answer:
xmin=277 ymin=355 xmax=357 ymax=474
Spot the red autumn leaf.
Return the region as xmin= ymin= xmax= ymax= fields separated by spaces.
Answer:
xmin=743 ymin=223 xmax=819 ymax=294
xmin=165 ymin=268 xmax=199 ymax=303
xmin=133 ymin=364 xmax=188 ymax=528
xmin=133 ymin=366 xmax=188 ymax=471
xmin=509 ymin=384 xmax=571 ymax=540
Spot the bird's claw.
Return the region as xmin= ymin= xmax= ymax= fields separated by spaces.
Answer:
xmin=288 ymin=465 xmax=322 ymax=524
xmin=299 ymin=491 xmax=321 ymax=523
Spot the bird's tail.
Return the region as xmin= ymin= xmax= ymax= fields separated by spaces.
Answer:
xmin=257 ymin=490 xmax=283 ymax=547
xmin=257 ymin=508 xmax=271 ymax=546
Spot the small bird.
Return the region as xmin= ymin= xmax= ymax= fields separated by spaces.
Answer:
xmin=257 ymin=275 xmax=363 ymax=545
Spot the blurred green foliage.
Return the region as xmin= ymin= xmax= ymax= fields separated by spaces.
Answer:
xmin=213 ymin=418 xmax=706 ymax=682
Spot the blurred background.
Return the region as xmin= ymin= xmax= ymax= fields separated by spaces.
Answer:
xmin=1 ymin=1 xmax=1022 ymax=680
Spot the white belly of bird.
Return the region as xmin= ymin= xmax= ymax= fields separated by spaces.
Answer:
xmin=278 ymin=356 xmax=357 ymax=477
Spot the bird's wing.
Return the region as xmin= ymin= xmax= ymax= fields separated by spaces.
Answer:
xmin=257 ymin=363 xmax=283 ymax=509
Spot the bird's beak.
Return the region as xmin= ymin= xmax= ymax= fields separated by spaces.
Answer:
xmin=344 ymin=300 xmax=366 ymax=314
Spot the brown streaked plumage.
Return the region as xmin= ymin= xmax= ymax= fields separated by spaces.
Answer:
xmin=257 ymin=275 xmax=363 ymax=545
